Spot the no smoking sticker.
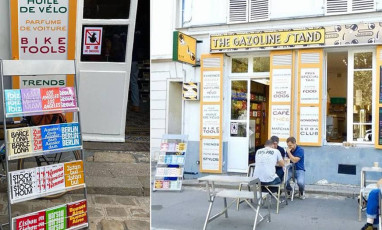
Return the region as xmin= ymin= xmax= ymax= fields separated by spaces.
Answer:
xmin=83 ymin=27 xmax=103 ymax=55
xmin=230 ymin=122 xmax=238 ymax=135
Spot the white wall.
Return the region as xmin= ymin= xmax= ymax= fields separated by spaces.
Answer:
xmin=270 ymin=0 xmax=324 ymax=19
xmin=151 ymin=0 xmax=177 ymax=59
xmin=183 ymin=0 xmax=227 ymax=27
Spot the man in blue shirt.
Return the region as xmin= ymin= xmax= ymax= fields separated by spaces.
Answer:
xmin=361 ymin=179 xmax=382 ymax=230
xmin=285 ymin=136 xmax=305 ymax=199
xmin=271 ymin=136 xmax=286 ymax=181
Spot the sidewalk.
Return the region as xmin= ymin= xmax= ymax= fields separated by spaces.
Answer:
xmin=151 ymin=186 xmax=364 ymax=230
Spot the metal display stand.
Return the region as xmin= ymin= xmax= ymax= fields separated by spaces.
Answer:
xmin=0 ymin=60 xmax=88 ymax=229
xmin=153 ymin=134 xmax=188 ymax=191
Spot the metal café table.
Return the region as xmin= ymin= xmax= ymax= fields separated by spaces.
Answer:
xmin=198 ymin=175 xmax=270 ymax=230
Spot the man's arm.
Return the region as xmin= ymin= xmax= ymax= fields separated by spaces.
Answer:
xmin=286 ymin=148 xmax=301 ymax=163
xmin=276 ymin=150 xmax=285 ymax=167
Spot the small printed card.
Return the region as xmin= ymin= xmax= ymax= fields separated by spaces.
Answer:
xmin=67 ymin=200 xmax=87 ymax=228
xmin=10 ymin=168 xmax=39 ymax=201
xmin=60 ymin=123 xmax=80 ymax=148
xmin=4 ymin=89 xmax=22 ymax=114
xmin=160 ymin=143 xmax=168 ymax=151
xmin=46 ymin=205 xmax=66 ymax=230
xmin=7 ymin=127 xmax=32 ymax=155
xmin=64 ymin=161 xmax=84 ymax=187
xmin=21 ymin=88 xmax=42 ymax=112
xmin=41 ymin=88 xmax=62 ymax=111
xmin=45 ymin=164 xmax=65 ymax=193
xmin=59 ymin=87 xmax=77 ymax=109
xmin=176 ymin=143 xmax=187 ymax=152
xmin=41 ymin=124 xmax=63 ymax=151
xmin=14 ymin=210 xmax=45 ymax=230
xmin=31 ymin=127 xmax=43 ymax=152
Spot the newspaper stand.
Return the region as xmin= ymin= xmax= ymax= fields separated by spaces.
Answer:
xmin=0 ymin=60 xmax=88 ymax=230
xmin=153 ymin=134 xmax=188 ymax=191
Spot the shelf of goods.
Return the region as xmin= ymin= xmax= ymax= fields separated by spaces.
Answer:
xmin=153 ymin=134 xmax=188 ymax=191
xmin=0 ymin=60 xmax=89 ymax=230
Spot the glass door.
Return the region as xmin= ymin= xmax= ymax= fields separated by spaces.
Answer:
xmin=228 ymin=80 xmax=249 ymax=172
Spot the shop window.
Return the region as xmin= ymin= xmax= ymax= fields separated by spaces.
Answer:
xmin=232 ymin=58 xmax=249 ymax=73
xmin=326 ymin=51 xmax=374 ymax=143
xmin=325 ymin=0 xmax=375 ymax=15
xmin=231 ymin=81 xmax=247 ymax=137
xmin=80 ymin=25 xmax=128 ymax=62
xmin=352 ymin=52 xmax=372 ymax=142
xmin=253 ymin=57 xmax=270 ymax=72
xmin=327 ymin=52 xmax=348 ymax=143
xmin=84 ymin=0 xmax=131 ymax=19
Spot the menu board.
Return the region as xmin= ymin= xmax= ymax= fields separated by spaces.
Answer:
xmin=41 ymin=88 xmax=62 ymax=111
xmin=41 ymin=124 xmax=63 ymax=150
xmin=60 ymin=87 xmax=77 ymax=109
xmin=67 ymin=200 xmax=87 ymax=228
xmin=271 ymin=69 xmax=292 ymax=103
xmin=7 ymin=127 xmax=32 ymax=155
xmin=299 ymin=107 xmax=320 ymax=143
xmin=21 ymin=88 xmax=42 ymax=112
xmin=202 ymin=105 xmax=220 ymax=136
xmin=10 ymin=168 xmax=39 ymax=201
xmin=5 ymin=89 xmax=23 ymax=114
xmin=15 ymin=211 xmax=45 ymax=230
xmin=202 ymin=71 xmax=221 ymax=102
xmin=300 ymin=68 xmax=320 ymax=104
xmin=46 ymin=205 xmax=66 ymax=230
xmin=64 ymin=161 xmax=84 ymax=187
xmin=270 ymin=105 xmax=291 ymax=139
xmin=201 ymin=138 xmax=220 ymax=171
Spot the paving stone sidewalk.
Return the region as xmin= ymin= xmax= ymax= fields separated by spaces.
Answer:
xmin=0 ymin=193 xmax=150 ymax=230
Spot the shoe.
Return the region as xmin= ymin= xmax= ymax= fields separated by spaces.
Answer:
xmin=361 ymin=223 xmax=374 ymax=230
xmin=300 ymin=191 xmax=306 ymax=200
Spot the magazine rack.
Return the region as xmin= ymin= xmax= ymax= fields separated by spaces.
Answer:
xmin=0 ymin=60 xmax=88 ymax=230
xmin=153 ymin=134 xmax=188 ymax=191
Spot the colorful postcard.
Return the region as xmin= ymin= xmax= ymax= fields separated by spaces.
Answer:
xmin=4 ymin=89 xmax=22 ymax=114
xmin=40 ymin=88 xmax=61 ymax=111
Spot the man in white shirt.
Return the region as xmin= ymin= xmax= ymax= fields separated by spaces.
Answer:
xmin=254 ymin=139 xmax=285 ymax=186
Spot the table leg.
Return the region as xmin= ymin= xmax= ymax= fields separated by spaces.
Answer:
xmin=203 ymin=196 xmax=215 ymax=230
xmin=224 ymin=198 xmax=228 ymax=218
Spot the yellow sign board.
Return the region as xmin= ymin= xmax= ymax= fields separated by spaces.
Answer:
xmin=210 ymin=29 xmax=325 ymax=51
xmin=173 ymin=31 xmax=197 ymax=65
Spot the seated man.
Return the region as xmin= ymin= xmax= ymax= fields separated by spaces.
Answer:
xmin=254 ymin=139 xmax=285 ymax=191
xmin=285 ymin=136 xmax=306 ymax=199
xmin=270 ymin=135 xmax=286 ymax=182
xmin=361 ymin=179 xmax=382 ymax=230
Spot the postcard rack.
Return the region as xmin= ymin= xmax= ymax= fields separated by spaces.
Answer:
xmin=0 ymin=60 xmax=88 ymax=230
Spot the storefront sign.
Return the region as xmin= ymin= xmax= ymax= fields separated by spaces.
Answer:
xmin=173 ymin=31 xmax=197 ymax=65
xmin=82 ymin=27 xmax=103 ymax=55
xmin=271 ymin=69 xmax=292 ymax=102
xmin=202 ymin=105 xmax=220 ymax=136
xmin=202 ymin=71 xmax=221 ymax=102
xmin=210 ymin=29 xmax=325 ymax=52
xmin=300 ymin=68 xmax=320 ymax=104
xmin=182 ymin=82 xmax=199 ymax=100
xmin=270 ymin=105 xmax=291 ymax=139
xmin=299 ymin=107 xmax=319 ymax=143
xmin=11 ymin=0 xmax=77 ymax=88
xmin=201 ymin=138 xmax=220 ymax=171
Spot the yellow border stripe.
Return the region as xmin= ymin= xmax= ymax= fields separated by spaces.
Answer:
xmin=375 ymin=46 xmax=382 ymax=148
xmin=296 ymin=49 xmax=323 ymax=146
xmin=199 ymin=53 xmax=224 ymax=174
xmin=10 ymin=0 xmax=19 ymax=89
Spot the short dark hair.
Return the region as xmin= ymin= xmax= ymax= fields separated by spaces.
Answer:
xmin=286 ymin=136 xmax=296 ymax=144
xmin=270 ymin=136 xmax=279 ymax=143
xmin=264 ymin=139 xmax=273 ymax=146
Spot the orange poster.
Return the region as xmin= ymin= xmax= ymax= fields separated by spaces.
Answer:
xmin=40 ymin=88 xmax=62 ymax=111
xmin=64 ymin=161 xmax=84 ymax=187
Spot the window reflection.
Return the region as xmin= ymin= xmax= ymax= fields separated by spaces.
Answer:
xmin=84 ymin=0 xmax=130 ymax=19
xmin=81 ymin=25 xmax=128 ymax=62
xmin=232 ymin=58 xmax=248 ymax=73
xmin=231 ymin=81 xmax=247 ymax=120
xmin=354 ymin=52 xmax=372 ymax=69
xmin=253 ymin=57 xmax=270 ymax=72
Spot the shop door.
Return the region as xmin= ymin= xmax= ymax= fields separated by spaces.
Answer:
xmin=228 ymin=80 xmax=250 ymax=173
xmin=76 ymin=0 xmax=138 ymax=142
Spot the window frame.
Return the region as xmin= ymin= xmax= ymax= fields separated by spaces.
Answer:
xmin=229 ymin=53 xmax=271 ymax=79
xmin=325 ymin=0 xmax=376 ymax=16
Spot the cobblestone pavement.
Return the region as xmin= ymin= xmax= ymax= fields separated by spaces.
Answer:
xmin=0 ymin=193 xmax=150 ymax=230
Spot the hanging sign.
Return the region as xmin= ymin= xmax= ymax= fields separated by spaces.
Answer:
xmin=300 ymin=68 xmax=320 ymax=104
xmin=182 ymin=82 xmax=199 ymax=100
xmin=299 ymin=107 xmax=320 ymax=143
xmin=271 ymin=69 xmax=292 ymax=103
xmin=173 ymin=31 xmax=197 ymax=65
xmin=82 ymin=27 xmax=103 ymax=55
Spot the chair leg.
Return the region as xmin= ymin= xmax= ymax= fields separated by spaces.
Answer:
xmin=224 ymin=198 xmax=228 ymax=218
xmin=237 ymin=184 xmax=243 ymax=211
xmin=253 ymin=204 xmax=260 ymax=230
xmin=276 ymin=187 xmax=281 ymax=214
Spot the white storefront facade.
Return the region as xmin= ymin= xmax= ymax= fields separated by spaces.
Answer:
xmin=151 ymin=0 xmax=382 ymax=185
